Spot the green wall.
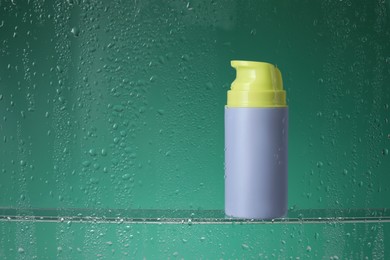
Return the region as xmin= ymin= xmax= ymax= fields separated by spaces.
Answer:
xmin=1 ymin=0 xmax=390 ymax=258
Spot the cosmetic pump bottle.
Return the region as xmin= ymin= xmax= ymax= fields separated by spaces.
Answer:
xmin=225 ymin=60 xmax=288 ymax=219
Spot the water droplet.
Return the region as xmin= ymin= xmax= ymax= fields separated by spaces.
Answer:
xmin=113 ymin=105 xmax=124 ymax=112
xmin=82 ymin=160 xmax=91 ymax=167
xmin=122 ymin=173 xmax=131 ymax=180
xmin=71 ymin=27 xmax=80 ymax=37
xmin=157 ymin=109 xmax=164 ymax=115
xmin=18 ymin=247 xmax=24 ymax=254
xmin=186 ymin=2 xmax=193 ymax=10
xmin=241 ymin=243 xmax=249 ymax=250
xmin=90 ymin=178 xmax=99 ymax=184
xmin=316 ymin=161 xmax=323 ymax=168
xmin=306 ymin=245 xmax=312 ymax=252
xmin=181 ymin=54 xmax=190 ymax=61
xmin=88 ymin=149 xmax=97 ymax=156
xmin=382 ymin=149 xmax=389 ymax=155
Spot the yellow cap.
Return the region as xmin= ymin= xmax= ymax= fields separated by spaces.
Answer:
xmin=227 ymin=60 xmax=287 ymax=107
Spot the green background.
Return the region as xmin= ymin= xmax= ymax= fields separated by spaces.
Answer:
xmin=1 ymin=0 xmax=390 ymax=258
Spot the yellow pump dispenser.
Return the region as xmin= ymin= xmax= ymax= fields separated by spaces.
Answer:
xmin=227 ymin=60 xmax=287 ymax=108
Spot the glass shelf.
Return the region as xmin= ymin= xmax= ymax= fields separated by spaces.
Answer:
xmin=1 ymin=208 xmax=389 ymax=224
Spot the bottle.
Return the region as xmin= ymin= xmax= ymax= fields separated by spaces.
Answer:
xmin=225 ymin=60 xmax=288 ymax=219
